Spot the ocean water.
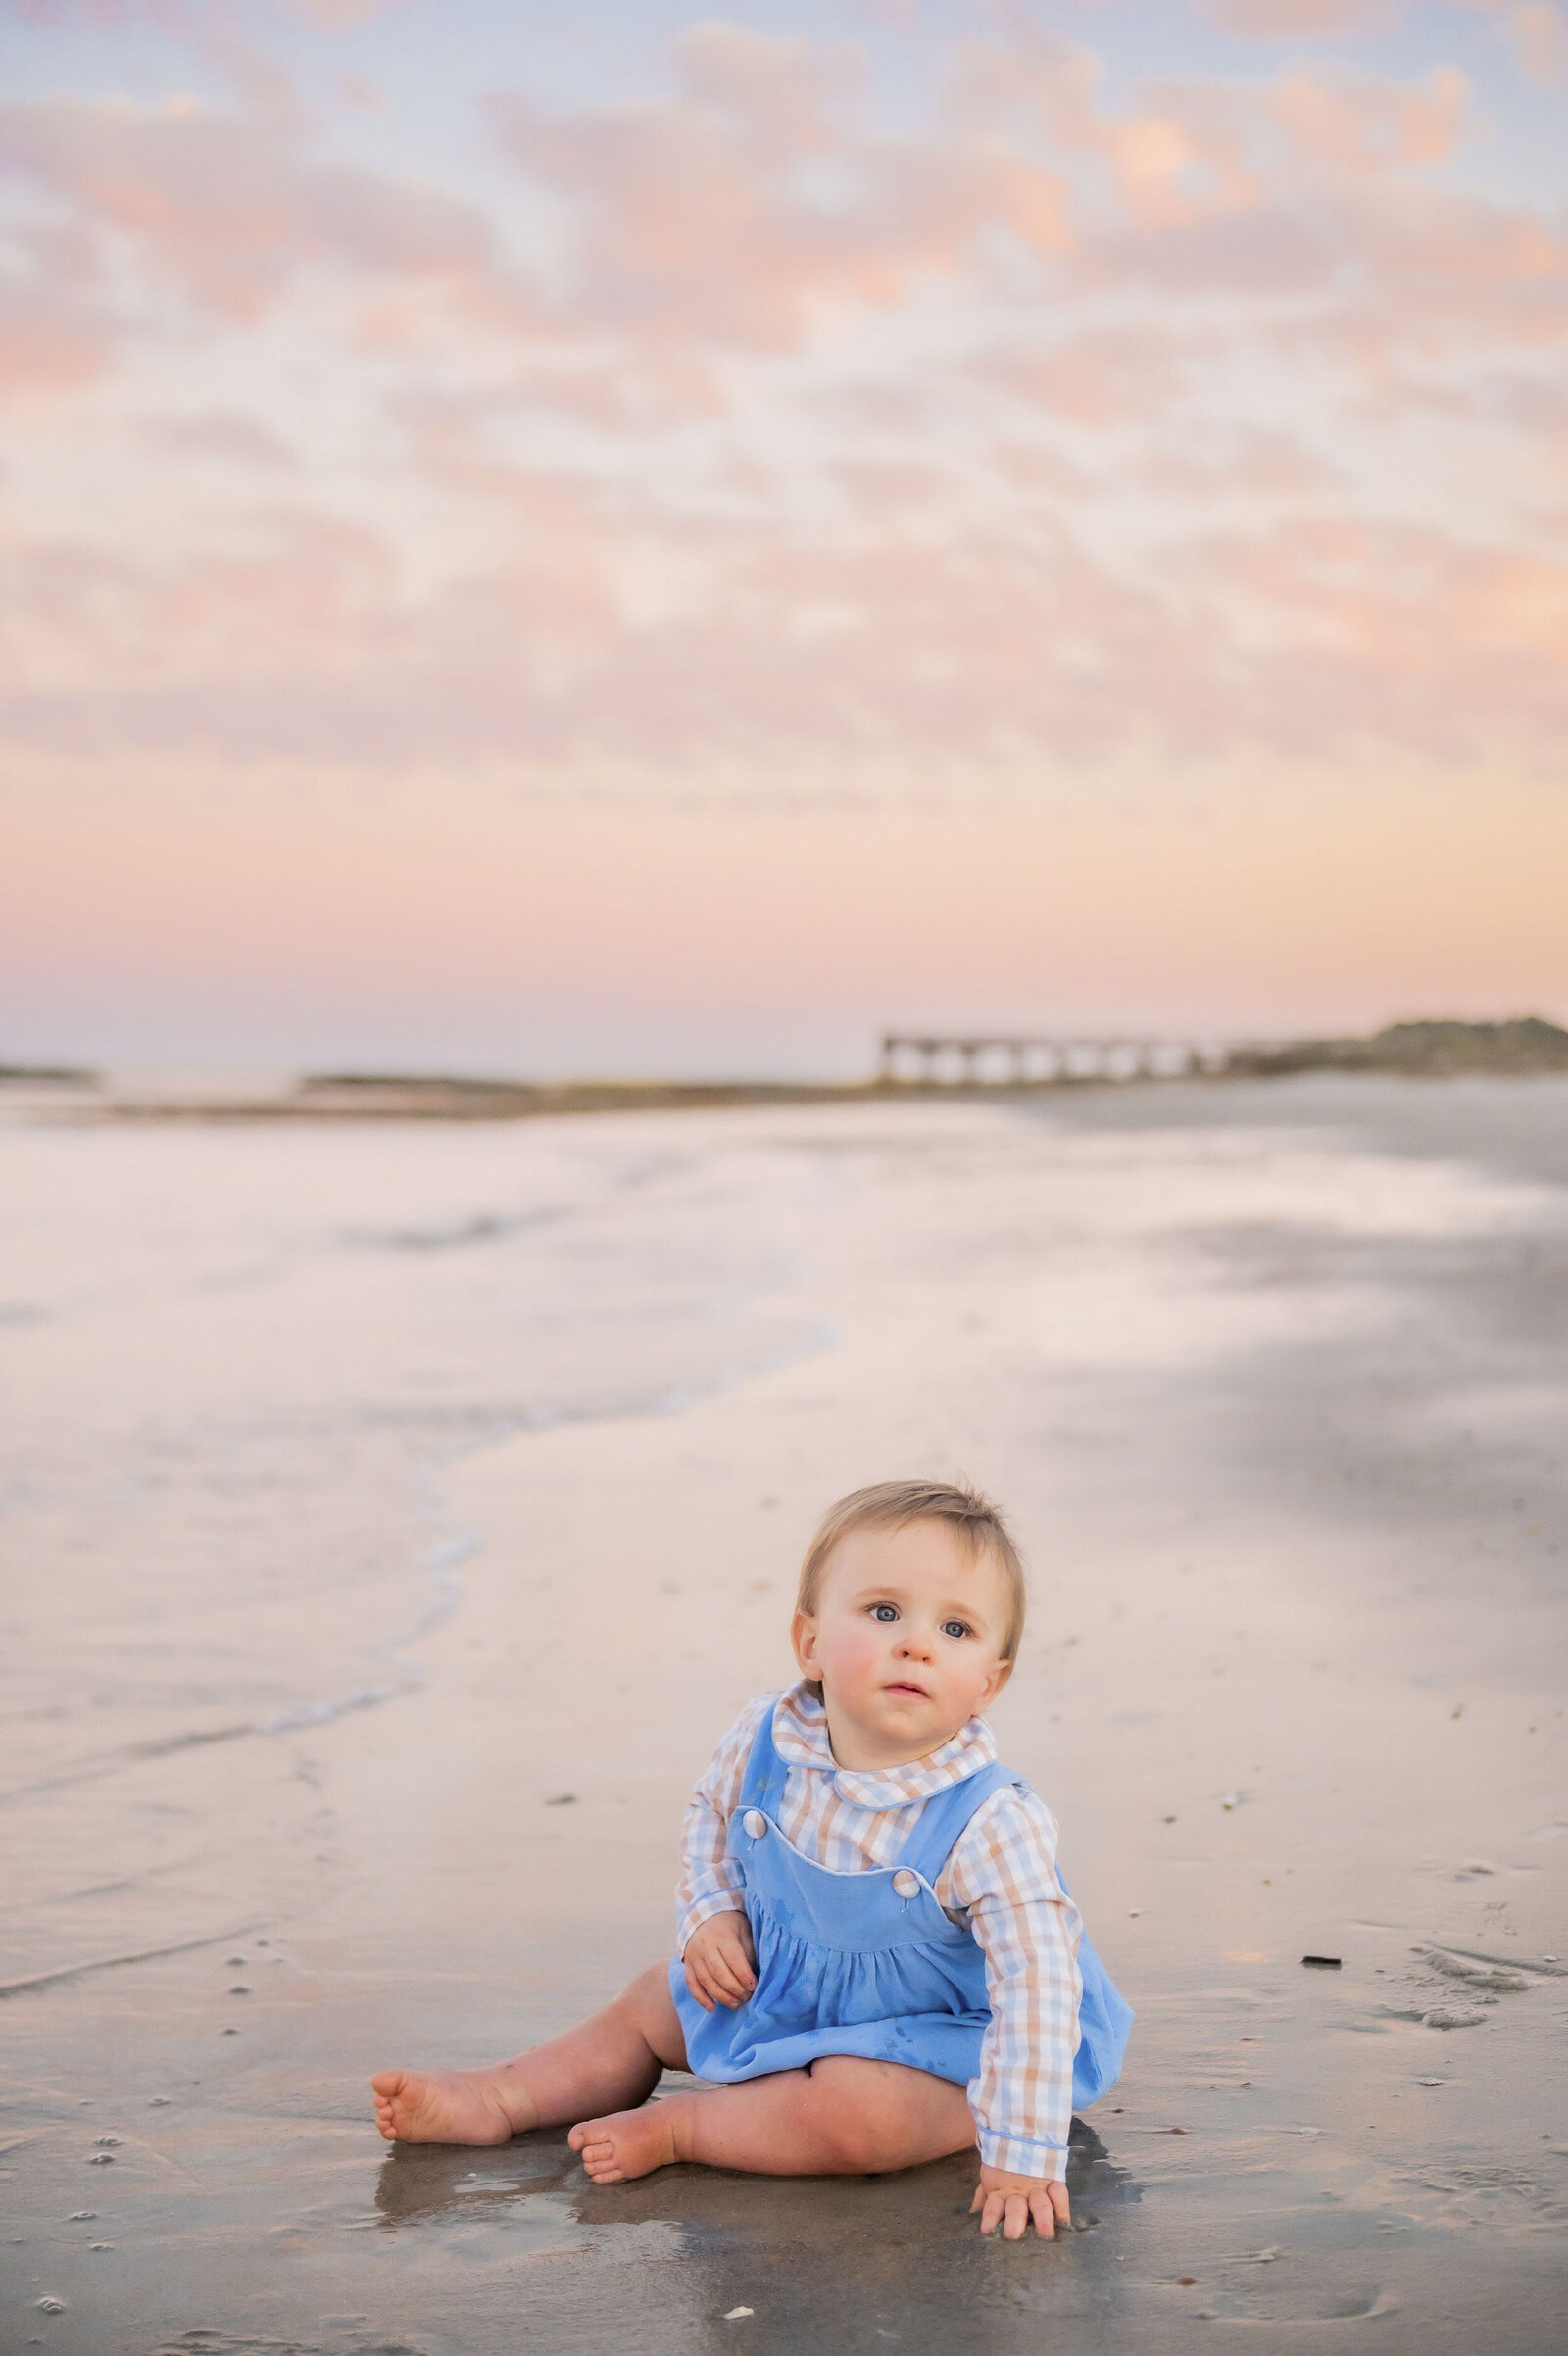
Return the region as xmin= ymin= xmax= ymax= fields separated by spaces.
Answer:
xmin=0 ymin=1110 xmax=834 ymax=1988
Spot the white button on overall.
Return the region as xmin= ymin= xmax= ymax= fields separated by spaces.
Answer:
xmin=892 ymin=1870 xmax=920 ymax=1899
xmin=743 ymin=1810 xmax=767 ymax=1840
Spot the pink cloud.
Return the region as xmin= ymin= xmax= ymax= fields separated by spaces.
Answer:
xmin=1479 ymin=1 xmax=1568 ymax=81
xmin=953 ymin=33 xmax=1265 ymax=228
xmin=200 ymin=28 xmax=1568 ymax=409
xmin=3 ymin=1 xmax=403 ymax=25
xmin=0 ymin=15 xmax=1562 ymax=785
xmin=141 ymin=409 xmax=299 ymax=468
xmin=1058 ymin=157 xmax=1568 ymax=383
xmin=977 ymin=325 xmax=1211 ymax=425
xmin=1210 ymin=0 xmax=1568 ymax=84
xmin=1134 ymin=429 xmax=1343 ymax=497
xmin=286 ymin=1 xmax=402 ymax=23
xmin=0 ymin=95 xmax=533 ymax=330
xmin=0 ymin=507 xmax=396 ymax=704
xmin=0 ymin=214 xmax=112 ymax=399
xmin=0 ymin=296 xmax=108 ymax=397
xmin=1168 ymin=510 xmax=1568 ymax=755
xmin=3 ymin=32 xmax=1547 ymax=407
xmin=0 ymin=303 xmax=102 ymax=395
xmin=829 ymin=455 xmax=950 ymax=515
xmin=989 ymin=439 xmax=1097 ymax=495
xmin=1269 ymin=65 xmax=1468 ymax=169
xmin=1205 ymin=1 xmax=1399 ymax=32
xmin=4 ymin=456 xmax=1562 ymax=777
xmin=490 ymin=25 xmax=1071 ymax=352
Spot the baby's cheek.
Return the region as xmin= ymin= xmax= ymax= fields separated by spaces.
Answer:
xmin=825 ymin=1620 xmax=886 ymax=1693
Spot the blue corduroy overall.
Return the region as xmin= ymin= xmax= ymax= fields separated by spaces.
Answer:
xmin=671 ymin=1709 xmax=1132 ymax=2120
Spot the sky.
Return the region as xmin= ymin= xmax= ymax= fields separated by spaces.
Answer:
xmin=1 ymin=0 xmax=1564 ymax=1077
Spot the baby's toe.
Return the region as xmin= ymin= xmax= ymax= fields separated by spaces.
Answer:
xmin=569 ymin=2119 xmax=613 ymax=2151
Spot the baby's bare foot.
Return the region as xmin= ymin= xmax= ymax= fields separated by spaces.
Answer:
xmin=371 ymin=2067 xmax=519 ymax=2146
xmin=568 ymin=2099 xmax=681 ymax=2184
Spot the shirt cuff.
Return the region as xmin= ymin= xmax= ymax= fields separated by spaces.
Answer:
xmin=675 ymin=1890 xmax=747 ymax=1955
xmin=976 ymin=2126 xmax=1069 ymax=2183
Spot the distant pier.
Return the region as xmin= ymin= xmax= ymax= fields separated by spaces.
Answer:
xmin=876 ymin=1033 xmax=1223 ymax=1086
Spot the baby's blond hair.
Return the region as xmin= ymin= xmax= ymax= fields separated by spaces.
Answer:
xmin=795 ymin=1478 xmax=1026 ymax=1666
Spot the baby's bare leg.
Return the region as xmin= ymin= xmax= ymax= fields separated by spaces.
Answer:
xmin=570 ymin=2054 xmax=975 ymax=2184
xmin=372 ymin=1964 xmax=686 ymax=2145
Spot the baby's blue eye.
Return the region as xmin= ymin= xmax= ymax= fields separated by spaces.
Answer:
xmin=942 ymin=1619 xmax=971 ymax=1641
xmin=870 ymin=1603 xmax=899 ymax=1623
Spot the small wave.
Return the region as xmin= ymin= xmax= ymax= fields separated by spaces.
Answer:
xmin=234 ymin=1314 xmax=838 ymax=1743
xmin=0 ymin=1921 xmax=267 ymax=2001
xmin=0 ymin=1721 xmax=255 ymax=1805
xmin=257 ymin=1682 xmax=404 ymax=1734
xmin=254 ymin=1507 xmax=477 ymax=1736
xmin=348 ymin=1206 xmax=562 ymax=1253
xmin=6 ymin=1308 xmax=840 ymax=1801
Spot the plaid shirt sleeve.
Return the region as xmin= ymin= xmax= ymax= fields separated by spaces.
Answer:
xmin=939 ymin=1783 xmax=1084 ymax=2182
xmin=673 ymin=1691 xmax=774 ymax=1956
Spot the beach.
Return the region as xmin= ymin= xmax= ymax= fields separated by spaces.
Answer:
xmin=2 ymin=1077 xmax=1564 ymax=2354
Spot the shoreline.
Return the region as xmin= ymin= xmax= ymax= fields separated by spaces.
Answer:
xmin=4 ymin=1016 xmax=1566 ymax=1124
xmin=10 ymin=1064 xmax=1568 ymax=1128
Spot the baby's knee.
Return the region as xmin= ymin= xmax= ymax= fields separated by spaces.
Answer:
xmin=806 ymin=2061 xmax=920 ymax=2174
xmin=614 ymin=1963 xmax=688 ymax=2068
xmin=616 ymin=1962 xmax=672 ymax=2014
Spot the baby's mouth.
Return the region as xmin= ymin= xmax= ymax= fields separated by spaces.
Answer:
xmin=885 ymin=1680 xmax=929 ymax=1699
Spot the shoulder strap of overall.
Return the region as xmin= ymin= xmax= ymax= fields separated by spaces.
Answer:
xmin=736 ymin=1696 xmax=790 ymax=1818
xmin=894 ymin=1760 xmax=1020 ymax=1884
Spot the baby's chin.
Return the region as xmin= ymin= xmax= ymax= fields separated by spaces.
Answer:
xmin=862 ymin=1691 xmax=968 ymax=1743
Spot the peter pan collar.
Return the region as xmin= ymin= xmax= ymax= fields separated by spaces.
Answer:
xmin=771 ymin=1679 xmax=997 ymax=1810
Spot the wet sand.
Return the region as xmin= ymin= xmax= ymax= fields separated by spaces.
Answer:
xmin=3 ymin=1078 xmax=1565 ymax=2353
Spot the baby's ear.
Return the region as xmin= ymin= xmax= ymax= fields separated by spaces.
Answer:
xmin=790 ymin=1609 xmax=820 ymax=1679
xmin=983 ymin=1656 xmax=1014 ymax=1705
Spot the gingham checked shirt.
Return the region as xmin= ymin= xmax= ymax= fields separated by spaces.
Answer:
xmin=674 ymin=1683 xmax=1083 ymax=2181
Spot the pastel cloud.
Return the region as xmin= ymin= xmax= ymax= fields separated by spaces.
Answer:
xmin=6 ymin=462 xmax=1562 ymax=779
xmin=489 ymin=23 xmax=1071 ymax=353
xmin=1206 ymin=0 xmax=1398 ymax=30
xmin=141 ymin=408 xmax=299 ymax=468
xmin=1209 ymin=0 xmax=1568 ymax=83
xmin=0 ymin=93 xmax=531 ymax=329
xmin=0 ymin=221 xmax=111 ymax=394
xmin=1268 ymin=63 xmax=1467 ymax=168
xmin=976 ymin=326 xmax=1213 ymax=425
xmin=1494 ymin=2 xmax=1568 ymax=80
xmin=0 ymin=5 xmax=1562 ymax=791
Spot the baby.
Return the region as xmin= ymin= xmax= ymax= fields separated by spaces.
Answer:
xmin=372 ymin=1478 xmax=1131 ymax=2239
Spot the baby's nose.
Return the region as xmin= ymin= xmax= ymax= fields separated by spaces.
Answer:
xmin=897 ymin=1628 xmax=935 ymax=1659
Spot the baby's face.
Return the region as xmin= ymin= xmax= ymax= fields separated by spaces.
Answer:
xmin=792 ymin=1518 xmax=1013 ymax=1769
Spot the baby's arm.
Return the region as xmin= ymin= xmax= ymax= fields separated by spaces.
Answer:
xmin=945 ymin=1786 xmax=1085 ymax=2239
xmin=673 ymin=1691 xmax=773 ymax=2010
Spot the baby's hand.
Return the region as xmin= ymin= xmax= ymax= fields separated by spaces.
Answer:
xmin=683 ymin=1910 xmax=757 ymax=2013
xmin=970 ymin=2166 xmax=1071 ymax=2240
